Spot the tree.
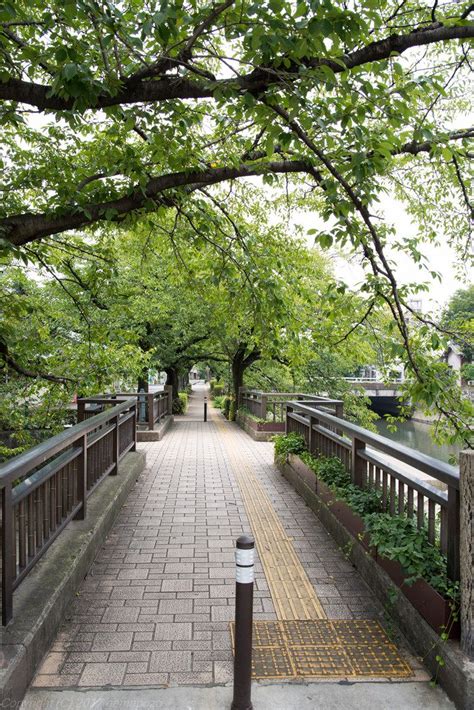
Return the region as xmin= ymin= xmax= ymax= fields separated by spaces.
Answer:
xmin=1 ymin=1 xmax=473 ymax=443
xmin=442 ymin=286 xmax=474 ymax=360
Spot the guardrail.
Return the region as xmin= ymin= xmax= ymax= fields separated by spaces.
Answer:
xmin=286 ymin=401 xmax=460 ymax=582
xmin=238 ymin=388 xmax=343 ymax=422
xmin=78 ymin=387 xmax=172 ymax=430
xmin=1 ymin=398 xmax=137 ymax=625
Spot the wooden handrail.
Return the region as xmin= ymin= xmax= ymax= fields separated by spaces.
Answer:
xmin=1 ymin=398 xmax=138 ymax=625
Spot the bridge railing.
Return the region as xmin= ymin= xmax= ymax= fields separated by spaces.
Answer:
xmin=77 ymin=387 xmax=172 ymax=430
xmin=0 ymin=398 xmax=137 ymax=625
xmin=239 ymin=388 xmax=343 ymax=423
xmin=286 ymin=400 xmax=460 ymax=583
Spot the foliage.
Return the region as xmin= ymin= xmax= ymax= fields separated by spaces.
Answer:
xmin=441 ymin=286 xmax=474 ymax=360
xmin=364 ymin=514 xmax=458 ymax=602
xmin=272 ymin=432 xmax=306 ymax=463
xmin=172 ymin=392 xmax=188 ymax=415
xmin=212 ymin=395 xmax=226 ymax=409
xmin=461 ymin=363 xmax=474 ymax=382
xmin=223 ymin=396 xmax=232 ymax=420
xmin=275 ymin=434 xmax=458 ymax=600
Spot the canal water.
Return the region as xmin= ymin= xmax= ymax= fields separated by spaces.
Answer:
xmin=375 ymin=418 xmax=461 ymax=465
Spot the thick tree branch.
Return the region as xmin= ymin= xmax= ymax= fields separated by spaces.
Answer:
xmin=0 ymin=22 xmax=472 ymax=111
xmin=0 ymin=159 xmax=311 ymax=246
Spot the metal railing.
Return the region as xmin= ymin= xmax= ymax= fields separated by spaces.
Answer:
xmin=77 ymin=387 xmax=172 ymax=430
xmin=1 ymin=398 xmax=137 ymax=625
xmin=239 ymin=388 xmax=343 ymax=423
xmin=286 ymin=401 xmax=460 ymax=582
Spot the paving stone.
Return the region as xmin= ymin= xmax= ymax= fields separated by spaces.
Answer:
xmin=78 ymin=663 xmax=126 ymax=686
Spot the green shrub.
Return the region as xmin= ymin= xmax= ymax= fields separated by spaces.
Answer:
xmin=213 ymin=395 xmax=225 ymax=409
xmin=172 ymin=392 xmax=188 ymax=414
xmin=229 ymin=399 xmax=237 ymax=421
xmin=272 ymin=432 xmax=306 ymax=463
xmin=224 ymin=396 xmax=232 ymax=419
xmin=209 ymin=378 xmax=217 ymax=393
xmin=274 ymin=435 xmax=458 ymax=603
xmin=212 ymin=384 xmax=225 ymax=397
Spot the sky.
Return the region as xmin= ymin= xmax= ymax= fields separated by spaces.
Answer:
xmin=293 ymin=194 xmax=472 ymax=313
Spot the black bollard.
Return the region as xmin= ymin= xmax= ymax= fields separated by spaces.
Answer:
xmin=204 ymin=396 xmax=208 ymax=422
xmin=231 ymin=534 xmax=255 ymax=710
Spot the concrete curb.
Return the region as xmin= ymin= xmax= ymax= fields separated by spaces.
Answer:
xmin=0 ymin=450 xmax=146 ymax=709
xmin=277 ymin=456 xmax=474 ymax=710
xmin=137 ymin=415 xmax=173 ymax=441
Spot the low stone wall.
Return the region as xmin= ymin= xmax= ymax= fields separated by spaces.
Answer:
xmin=236 ymin=411 xmax=284 ymax=442
xmin=137 ymin=414 xmax=173 ymax=441
xmin=0 ymin=450 xmax=146 ymax=708
xmin=277 ymin=455 xmax=474 ymax=710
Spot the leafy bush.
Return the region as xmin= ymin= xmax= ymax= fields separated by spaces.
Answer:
xmin=272 ymin=432 xmax=306 ymax=462
xmin=224 ymin=396 xmax=232 ymax=419
xmin=275 ymin=434 xmax=458 ymax=602
xmin=209 ymin=379 xmax=217 ymax=393
xmin=364 ymin=514 xmax=458 ymax=600
xmin=212 ymin=384 xmax=225 ymax=397
xmin=213 ymin=395 xmax=225 ymax=409
xmin=172 ymin=392 xmax=188 ymax=414
xmin=229 ymin=399 xmax=237 ymax=421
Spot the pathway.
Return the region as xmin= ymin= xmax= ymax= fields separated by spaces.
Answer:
xmin=21 ymin=384 xmax=454 ymax=708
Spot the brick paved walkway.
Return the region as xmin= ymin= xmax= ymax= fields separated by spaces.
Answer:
xmin=30 ymin=384 xmax=425 ymax=690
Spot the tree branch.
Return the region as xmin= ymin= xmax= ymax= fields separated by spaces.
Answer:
xmin=0 ymin=21 xmax=472 ymax=111
xmin=0 ymin=340 xmax=74 ymax=385
xmin=0 ymin=159 xmax=311 ymax=246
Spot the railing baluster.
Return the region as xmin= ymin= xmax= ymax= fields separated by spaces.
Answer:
xmin=398 ymin=481 xmax=405 ymax=515
xmin=35 ymin=486 xmax=43 ymax=551
xmin=440 ymin=506 xmax=448 ymax=555
xmin=19 ymin=499 xmax=26 ymax=569
xmin=389 ymin=476 xmax=396 ymax=514
xmin=382 ymin=471 xmax=388 ymax=510
xmin=407 ymin=487 xmax=414 ymax=518
xmin=417 ymin=492 xmax=424 ymax=529
xmin=28 ymin=494 xmax=35 ymax=558
xmin=43 ymin=479 xmax=50 ymax=540
xmin=428 ymin=499 xmax=436 ymax=544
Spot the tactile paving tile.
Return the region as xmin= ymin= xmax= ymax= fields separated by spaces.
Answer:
xmin=214 ymin=416 xmax=326 ymax=620
xmin=230 ymin=620 xmax=413 ymax=679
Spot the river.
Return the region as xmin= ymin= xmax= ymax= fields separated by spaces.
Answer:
xmin=375 ymin=418 xmax=461 ymax=465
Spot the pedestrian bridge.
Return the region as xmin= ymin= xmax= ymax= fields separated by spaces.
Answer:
xmin=1 ymin=384 xmax=471 ymax=709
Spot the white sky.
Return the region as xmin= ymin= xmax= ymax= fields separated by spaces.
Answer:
xmin=293 ymin=195 xmax=472 ymax=312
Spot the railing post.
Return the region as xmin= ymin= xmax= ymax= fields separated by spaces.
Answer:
xmin=147 ymin=392 xmax=154 ymax=430
xmin=2 ymin=482 xmax=13 ymax=626
xmin=164 ymin=385 xmax=173 ymax=415
xmin=131 ymin=402 xmax=137 ymax=452
xmin=74 ymin=433 xmax=88 ymax=520
xmin=460 ymin=450 xmax=472 ymax=658
xmin=111 ymin=413 xmax=120 ymax=475
xmin=238 ymin=387 xmax=245 ymax=408
xmin=77 ymin=399 xmax=85 ymax=423
xmin=138 ymin=388 xmax=146 ymax=423
xmin=260 ymin=394 xmax=267 ymax=421
xmin=308 ymin=415 xmax=318 ymax=457
xmin=335 ymin=401 xmax=344 ymax=436
xmin=351 ymin=437 xmax=366 ymax=488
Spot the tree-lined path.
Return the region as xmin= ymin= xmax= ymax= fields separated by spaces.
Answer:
xmin=21 ymin=384 xmax=455 ymax=708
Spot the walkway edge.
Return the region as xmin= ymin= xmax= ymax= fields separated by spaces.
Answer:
xmin=277 ymin=457 xmax=474 ymax=710
xmin=0 ymin=450 xmax=146 ymax=709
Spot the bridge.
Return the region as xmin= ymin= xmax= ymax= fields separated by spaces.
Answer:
xmin=343 ymin=378 xmax=405 ymax=415
xmin=1 ymin=384 xmax=473 ymax=709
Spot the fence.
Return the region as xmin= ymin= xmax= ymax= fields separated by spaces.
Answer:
xmin=238 ymin=389 xmax=344 ymax=423
xmin=1 ymin=398 xmax=137 ymax=626
xmin=78 ymin=387 xmax=172 ymax=430
xmin=286 ymin=400 xmax=460 ymax=582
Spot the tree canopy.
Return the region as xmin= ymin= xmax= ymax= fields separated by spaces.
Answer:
xmin=0 ymin=0 xmax=473 ymax=448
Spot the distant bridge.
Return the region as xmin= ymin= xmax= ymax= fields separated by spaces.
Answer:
xmin=343 ymin=378 xmax=405 ymax=415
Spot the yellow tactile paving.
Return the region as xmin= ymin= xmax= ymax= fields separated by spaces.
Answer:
xmin=213 ymin=414 xmax=326 ymax=620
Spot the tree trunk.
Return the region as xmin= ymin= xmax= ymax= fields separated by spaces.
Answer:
xmin=165 ymin=367 xmax=180 ymax=400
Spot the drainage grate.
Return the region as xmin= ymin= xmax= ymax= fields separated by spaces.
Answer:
xmin=230 ymin=620 xmax=413 ymax=679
